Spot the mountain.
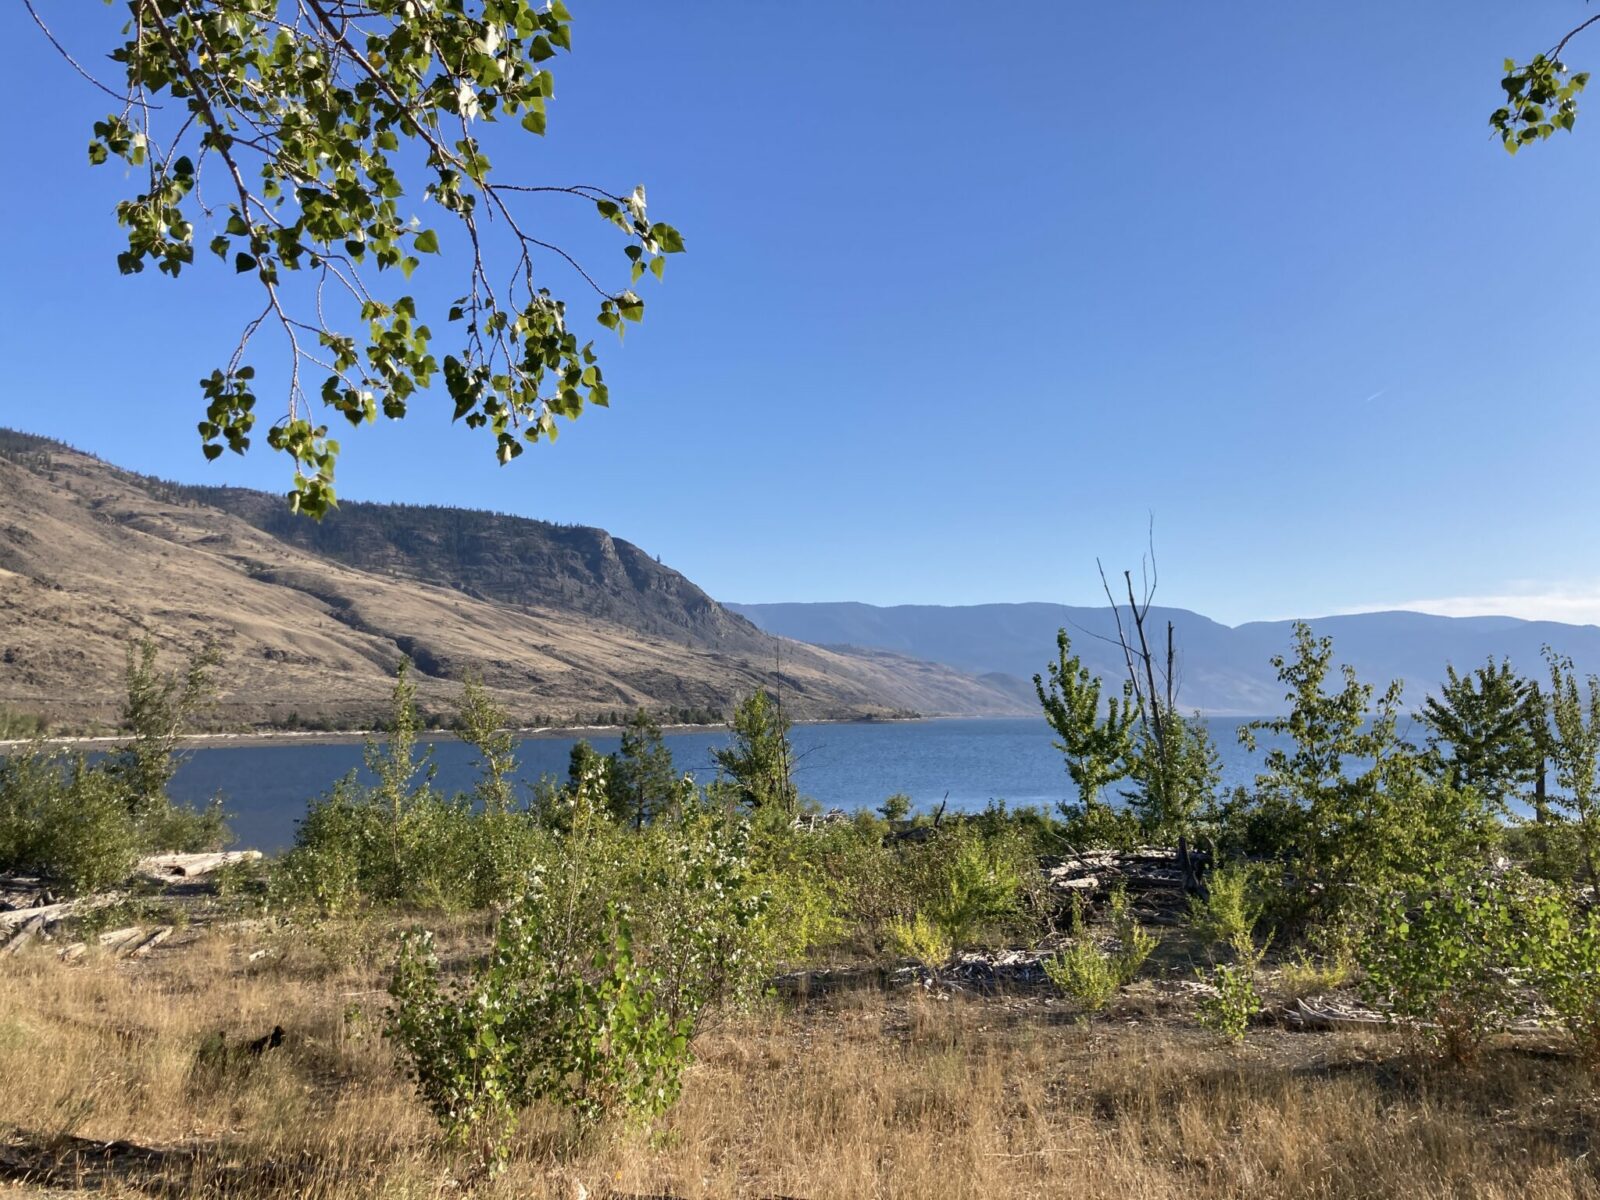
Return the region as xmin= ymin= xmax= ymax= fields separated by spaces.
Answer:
xmin=0 ymin=430 xmax=1027 ymax=730
xmin=727 ymin=601 xmax=1600 ymax=716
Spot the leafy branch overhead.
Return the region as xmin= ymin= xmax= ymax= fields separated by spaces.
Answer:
xmin=69 ymin=0 xmax=684 ymax=515
xmin=1493 ymin=16 xmax=1597 ymax=153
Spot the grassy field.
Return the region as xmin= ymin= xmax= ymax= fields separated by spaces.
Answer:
xmin=2 ymin=919 xmax=1598 ymax=1199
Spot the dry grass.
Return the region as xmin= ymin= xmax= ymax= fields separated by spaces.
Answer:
xmin=2 ymin=923 xmax=1599 ymax=1199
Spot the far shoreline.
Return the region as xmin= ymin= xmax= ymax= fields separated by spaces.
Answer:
xmin=0 ymin=711 xmax=960 ymax=752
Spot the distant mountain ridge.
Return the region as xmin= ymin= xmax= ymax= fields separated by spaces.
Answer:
xmin=0 ymin=430 xmax=1026 ymax=728
xmin=727 ymin=601 xmax=1600 ymax=715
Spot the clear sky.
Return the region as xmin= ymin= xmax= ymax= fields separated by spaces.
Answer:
xmin=4 ymin=3 xmax=1600 ymax=626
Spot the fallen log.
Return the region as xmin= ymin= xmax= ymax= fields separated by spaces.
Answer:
xmin=98 ymin=926 xmax=145 ymax=952
xmin=0 ymin=913 xmax=48 ymax=956
xmin=137 ymin=851 xmax=262 ymax=881
xmin=0 ymin=900 xmax=76 ymax=931
xmin=0 ymin=892 xmax=126 ymax=934
xmin=1282 ymin=997 xmax=1392 ymax=1032
xmin=130 ymin=927 xmax=173 ymax=958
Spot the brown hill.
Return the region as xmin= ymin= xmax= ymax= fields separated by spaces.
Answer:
xmin=0 ymin=431 xmax=1028 ymax=730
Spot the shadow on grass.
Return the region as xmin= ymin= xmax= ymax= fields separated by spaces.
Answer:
xmin=0 ymin=1127 xmax=329 ymax=1196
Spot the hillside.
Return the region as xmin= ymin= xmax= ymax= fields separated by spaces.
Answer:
xmin=728 ymin=601 xmax=1600 ymax=715
xmin=0 ymin=431 xmax=1028 ymax=729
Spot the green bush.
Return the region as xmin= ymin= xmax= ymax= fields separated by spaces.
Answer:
xmin=747 ymin=819 xmax=849 ymax=965
xmin=0 ymin=638 xmax=231 ymax=895
xmin=273 ymin=665 xmax=549 ymax=914
xmin=1528 ymin=894 xmax=1600 ymax=1065
xmin=0 ymin=748 xmax=139 ymax=894
xmin=1045 ymin=934 xmax=1121 ymax=1012
xmin=630 ymin=794 xmax=773 ymax=1018
xmin=887 ymin=911 xmax=954 ymax=969
xmin=389 ymin=901 xmax=685 ymax=1171
xmin=1055 ymin=799 xmax=1144 ymax=852
xmin=1106 ymin=884 xmax=1156 ymax=984
xmin=1357 ymin=871 xmax=1542 ymax=1063
xmin=0 ymin=742 xmax=227 ymax=896
xmin=387 ymin=769 xmax=766 ymax=1171
xmin=1187 ymin=862 xmax=1262 ymax=952
xmin=1197 ymin=931 xmax=1265 ymax=1042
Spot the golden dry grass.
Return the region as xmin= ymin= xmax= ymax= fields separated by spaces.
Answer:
xmin=2 ymin=923 xmax=1598 ymax=1199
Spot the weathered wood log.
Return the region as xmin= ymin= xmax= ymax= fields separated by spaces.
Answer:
xmin=137 ymin=851 xmax=262 ymax=881
xmin=1282 ymin=997 xmax=1391 ymax=1032
xmin=0 ymin=900 xmax=76 ymax=931
xmin=1051 ymin=875 xmax=1099 ymax=892
xmin=98 ymin=926 xmax=145 ymax=952
xmin=0 ymin=892 xmax=126 ymax=932
xmin=130 ymin=927 xmax=173 ymax=958
xmin=0 ymin=912 xmax=47 ymax=956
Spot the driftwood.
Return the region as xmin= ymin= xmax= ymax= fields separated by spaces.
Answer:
xmin=0 ymin=912 xmax=49 ymax=956
xmin=0 ymin=891 xmax=127 ymax=933
xmin=54 ymin=926 xmax=160 ymax=963
xmin=98 ymin=926 xmax=146 ymax=951
xmin=1282 ymin=997 xmax=1391 ymax=1032
xmin=130 ymin=927 xmax=173 ymax=958
xmin=0 ymin=899 xmax=78 ymax=931
xmin=138 ymin=851 xmax=261 ymax=882
xmin=1043 ymin=845 xmax=1208 ymax=924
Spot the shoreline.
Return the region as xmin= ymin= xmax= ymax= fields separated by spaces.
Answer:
xmin=0 ymin=712 xmax=941 ymax=752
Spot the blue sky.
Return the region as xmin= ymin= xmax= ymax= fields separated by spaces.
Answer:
xmin=4 ymin=3 xmax=1600 ymax=625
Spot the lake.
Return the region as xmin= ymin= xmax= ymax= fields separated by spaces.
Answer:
xmin=161 ymin=714 xmax=1394 ymax=852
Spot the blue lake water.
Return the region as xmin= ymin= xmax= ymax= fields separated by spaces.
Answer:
xmin=163 ymin=714 xmax=1396 ymax=853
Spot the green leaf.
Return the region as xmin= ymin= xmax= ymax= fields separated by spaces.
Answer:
xmin=414 ymin=229 xmax=440 ymax=254
xmin=650 ymin=223 xmax=686 ymax=253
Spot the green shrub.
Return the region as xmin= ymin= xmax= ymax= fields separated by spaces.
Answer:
xmin=0 ymin=748 xmax=139 ymax=894
xmin=108 ymin=636 xmax=220 ymax=818
xmin=1197 ymin=931 xmax=1265 ymax=1042
xmin=387 ymin=769 xmax=767 ymax=1170
xmin=0 ymin=742 xmax=226 ymax=896
xmin=1187 ymin=862 xmax=1262 ymax=951
xmin=887 ymin=912 xmax=953 ymax=970
xmin=1055 ymin=799 xmax=1144 ymax=852
xmin=877 ymin=793 xmax=912 ymax=823
xmin=893 ymin=828 xmax=1029 ymax=952
xmin=1045 ymin=935 xmax=1121 ymax=1013
xmin=748 ymin=821 xmax=848 ymax=965
xmin=0 ymin=637 xmax=231 ymax=895
xmin=1106 ymin=884 xmax=1156 ymax=984
xmin=1357 ymin=871 xmax=1542 ymax=1063
xmin=631 ymin=795 xmax=773 ymax=1018
xmin=1276 ymin=948 xmax=1353 ymax=1000
xmin=389 ymin=901 xmax=685 ymax=1171
xmin=273 ymin=666 xmax=545 ymax=914
xmin=138 ymin=795 xmax=229 ymax=855
xmin=1529 ymin=895 xmax=1600 ymax=1065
